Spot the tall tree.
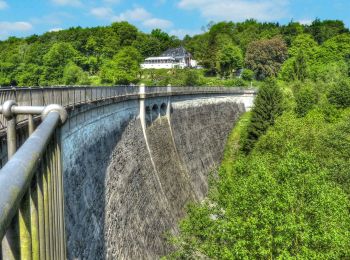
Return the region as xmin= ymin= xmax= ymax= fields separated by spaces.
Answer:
xmin=245 ymin=37 xmax=288 ymax=79
xmin=41 ymin=42 xmax=80 ymax=85
xmin=243 ymin=81 xmax=284 ymax=153
xmin=306 ymin=19 xmax=349 ymax=44
xmin=111 ymin=22 xmax=138 ymax=46
xmin=216 ymin=44 xmax=243 ymax=78
xmin=100 ymin=46 xmax=142 ymax=85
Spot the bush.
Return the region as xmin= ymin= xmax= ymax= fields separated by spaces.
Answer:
xmin=63 ymin=62 xmax=89 ymax=85
xmin=184 ymin=70 xmax=199 ymax=86
xmin=294 ymin=84 xmax=319 ymax=117
xmin=221 ymin=78 xmax=247 ymax=87
xmin=327 ymin=80 xmax=350 ymax=108
xmin=170 ymin=111 xmax=350 ymax=259
xmin=241 ymin=69 xmax=254 ymax=81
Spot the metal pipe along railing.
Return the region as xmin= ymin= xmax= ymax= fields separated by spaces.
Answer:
xmin=0 ymin=101 xmax=67 ymax=260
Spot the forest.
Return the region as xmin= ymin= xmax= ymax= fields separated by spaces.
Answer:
xmin=163 ymin=20 xmax=350 ymax=259
xmin=0 ymin=19 xmax=349 ymax=87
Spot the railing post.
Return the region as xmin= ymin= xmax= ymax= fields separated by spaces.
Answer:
xmin=1 ymin=100 xmax=19 ymax=260
xmin=3 ymin=100 xmax=17 ymax=158
xmin=28 ymin=115 xmax=35 ymax=136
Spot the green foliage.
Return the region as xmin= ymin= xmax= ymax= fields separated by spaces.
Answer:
xmin=169 ymin=107 xmax=350 ymax=259
xmin=183 ymin=70 xmax=199 ymax=86
xmin=281 ymin=50 xmax=309 ymax=82
xmin=310 ymin=61 xmax=349 ymax=83
xmin=216 ymin=44 xmax=243 ymax=78
xmin=62 ymin=61 xmax=89 ymax=85
xmin=41 ymin=42 xmax=80 ymax=85
xmin=241 ymin=69 xmax=254 ymax=81
xmin=111 ymin=22 xmax=138 ymax=46
xmin=306 ymin=19 xmax=349 ymax=44
xmin=101 ymin=46 xmax=142 ymax=85
xmin=294 ymin=84 xmax=319 ymax=116
xmin=0 ymin=18 xmax=349 ymax=86
xmin=243 ymin=81 xmax=284 ymax=153
xmin=288 ymin=34 xmax=318 ymax=58
xmin=327 ymin=80 xmax=350 ymax=108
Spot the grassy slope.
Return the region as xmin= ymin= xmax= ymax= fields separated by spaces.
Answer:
xmin=220 ymin=112 xmax=251 ymax=173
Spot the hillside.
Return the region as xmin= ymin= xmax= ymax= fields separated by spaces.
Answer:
xmin=0 ymin=19 xmax=349 ymax=86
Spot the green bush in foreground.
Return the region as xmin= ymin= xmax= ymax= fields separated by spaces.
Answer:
xmin=168 ymin=110 xmax=350 ymax=259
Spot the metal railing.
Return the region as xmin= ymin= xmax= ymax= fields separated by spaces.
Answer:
xmin=0 ymin=101 xmax=67 ymax=260
xmin=0 ymin=85 xmax=255 ymax=131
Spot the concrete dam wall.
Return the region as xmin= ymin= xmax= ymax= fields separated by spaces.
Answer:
xmin=61 ymin=92 xmax=253 ymax=259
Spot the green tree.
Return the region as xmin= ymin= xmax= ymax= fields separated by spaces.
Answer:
xmin=306 ymin=19 xmax=349 ymax=44
xmin=62 ymin=61 xmax=89 ymax=85
xmin=41 ymin=42 xmax=80 ymax=85
xmin=216 ymin=44 xmax=243 ymax=78
xmin=281 ymin=21 xmax=304 ymax=46
xmin=100 ymin=46 xmax=142 ymax=85
xmin=243 ymin=81 xmax=284 ymax=153
xmin=15 ymin=63 xmax=42 ymax=86
xmin=294 ymin=84 xmax=318 ymax=116
xmin=170 ymin=109 xmax=350 ymax=259
xmin=183 ymin=70 xmax=199 ymax=86
xmin=241 ymin=69 xmax=254 ymax=81
xmin=327 ymin=80 xmax=350 ymax=108
xmin=111 ymin=21 xmax=138 ymax=46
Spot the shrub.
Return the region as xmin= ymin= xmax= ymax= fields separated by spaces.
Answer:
xmin=294 ymin=84 xmax=319 ymax=117
xmin=327 ymin=80 xmax=350 ymax=108
xmin=184 ymin=70 xmax=199 ymax=86
xmin=241 ymin=69 xmax=254 ymax=81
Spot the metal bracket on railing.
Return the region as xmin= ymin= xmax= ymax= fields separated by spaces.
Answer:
xmin=0 ymin=101 xmax=67 ymax=160
xmin=41 ymin=104 xmax=68 ymax=125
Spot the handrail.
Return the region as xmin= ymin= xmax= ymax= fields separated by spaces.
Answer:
xmin=0 ymin=85 xmax=256 ymax=131
xmin=0 ymin=111 xmax=60 ymax=239
xmin=0 ymin=102 xmax=67 ymax=260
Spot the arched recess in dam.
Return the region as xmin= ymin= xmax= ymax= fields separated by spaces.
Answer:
xmin=61 ymin=92 xmax=254 ymax=259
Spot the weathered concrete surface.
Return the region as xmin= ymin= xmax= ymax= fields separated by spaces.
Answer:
xmin=62 ymin=95 xmax=246 ymax=259
xmin=62 ymin=100 xmax=139 ymax=259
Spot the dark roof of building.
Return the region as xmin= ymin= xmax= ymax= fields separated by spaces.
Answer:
xmin=160 ymin=46 xmax=191 ymax=58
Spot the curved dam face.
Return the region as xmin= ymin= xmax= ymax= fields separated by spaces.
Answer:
xmin=61 ymin=93 xmax=251 ymax=259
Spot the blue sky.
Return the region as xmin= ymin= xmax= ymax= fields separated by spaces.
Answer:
xmin=0 ymin=0 xmax=350 ymax=40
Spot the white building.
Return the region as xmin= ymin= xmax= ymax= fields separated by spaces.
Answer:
xmin=141 ymin=47 xmax=198 ymax=69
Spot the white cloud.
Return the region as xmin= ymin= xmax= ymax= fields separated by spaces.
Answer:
xmin=0 ymin=0 xmax=8 ymax=10
xmin=170 ymin=28 xmax=201 ymax=38
xmin=0 ymin=21 xmax=32 ymax=39
xmin=90 ymin=7 xmax=114 ymax=19
xmin=49 ymin=27 xmax=63 ymax=32
xmin=112 ymin=7 xmax=152 ymax=22
xmin=178 ymin=0 xmax=289 ymax=21
xmin=143 ymin=18 xmax=173 ymax=29
xmin=298 ymin=19 xmax=312 ymax=25
xmin=112 ymin=7 xmax=173 ymax=29
xmin=51 ymin=0 xmax=82 ymax=7
xmin=0 ymin=21 xmax=33 ymax=32
xmin=103 ymin=0 xmax=120 ymax=4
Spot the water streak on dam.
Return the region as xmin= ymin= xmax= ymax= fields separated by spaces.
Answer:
xmin=61 ymin=89 xmax=254 ymax=259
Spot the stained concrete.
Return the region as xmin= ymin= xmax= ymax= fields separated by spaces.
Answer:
xmin=61 ymin=95 xmax=246 ymax=259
